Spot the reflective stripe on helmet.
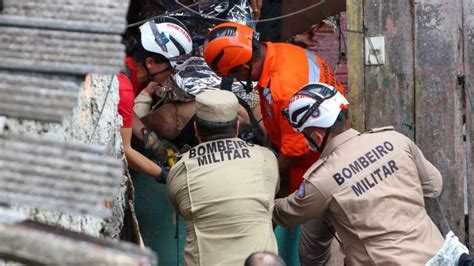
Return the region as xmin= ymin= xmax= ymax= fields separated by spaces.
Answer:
xmin=210 ymin=50 xmax=225 ymax=74
xmin=287 ymin=82 xmax=348 ymax=131
xmin=140 ymin=18 xmax=193 ymax=69
xmin=169 ymin=35 xmax=186 ymax=56
xmin=206 ymin=26 xmax=238 ymax=43
xmin=149 ymin=21 xmax=169 ymax=53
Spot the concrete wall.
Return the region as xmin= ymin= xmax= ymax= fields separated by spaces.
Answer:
xmin=4 ymin=74 xmax=126 ymax=238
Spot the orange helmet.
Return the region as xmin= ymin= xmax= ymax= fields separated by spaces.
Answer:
xmin=203 ymin=22 xmax=257 ymax=77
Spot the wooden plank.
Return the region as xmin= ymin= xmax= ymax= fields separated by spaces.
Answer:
xmin=464 ymin=0 xmax=474 ymax=251
xmin=346 ymin=0 xmax=365 ymax=132
xmin=0 ymin=221 xmax=157 ymax=265
xmin=363 ymin=0 xmax=415 ymax=137
xmin=414 ymin=0 xmax=465 ymax=240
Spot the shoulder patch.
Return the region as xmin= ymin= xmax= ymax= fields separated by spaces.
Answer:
xmin=296 ymin=182 xmax=305 ymax=198
xmin=366 ymin=126 xmax=394 ymax=133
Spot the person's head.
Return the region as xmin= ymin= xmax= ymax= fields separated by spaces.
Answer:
xmin=132 ymin=16 xmax=193 ymax=84
xmin=283 ymin=82 xmax=349 ymax=153
xmin=203 ymin=22 xmax=264 ymax=85
xmin=244 ymin=251 xmax=286 ymax=266
xmin=194 ymin=90 xmax=240 ymax=142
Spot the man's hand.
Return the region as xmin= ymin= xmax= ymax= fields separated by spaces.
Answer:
xmin=143 ymin=81 xmax=157 ymax=96
xmin=142 ymin=129 xmax=179 ymax=163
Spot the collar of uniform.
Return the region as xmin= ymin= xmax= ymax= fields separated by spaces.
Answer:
xmin=320 ymin=128 xmax=361 ymax=159
xmin=257 ymin=42 xmax=276 ymax=89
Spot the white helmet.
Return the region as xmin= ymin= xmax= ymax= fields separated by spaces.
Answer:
xmin=139 ymin=17 xmax=193 ymax=70
xmin=284 ymin=83 xmax=349 ymax=132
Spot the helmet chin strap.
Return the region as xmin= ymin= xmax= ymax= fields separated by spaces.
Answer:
xmin=237 ymin=63 xmax=254 ymax=94
xmin=315 ymin=127 xmax=332 ymax=153
xmin=148 ymin=71 xmax=154 ymax=81
xmin=147 ymin=65 xmax=173 ymax=81
xmin=244 ymin=61 xmax=253 ymax=93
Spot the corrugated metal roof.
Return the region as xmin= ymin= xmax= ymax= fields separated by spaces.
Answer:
xmin=0 ymin=221 xmax=157 ymax=265
xmin=0 ymin=71 xmax=79 ymax=122
xmin=0 ymin=134 xmax=123 ymax=218
xmin=0 ymin=0 xmax=128 ymax=122
xmin=0 ymin=0 xmax=129 ymax=34
xmin=0 ymin=27 xmax=124 ymax=75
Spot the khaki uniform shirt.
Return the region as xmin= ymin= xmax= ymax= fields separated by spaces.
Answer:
xmin=168 ymin=137 xmax=279 ymax=266
xmin=273 ymin=127 xmax=444 ymax=265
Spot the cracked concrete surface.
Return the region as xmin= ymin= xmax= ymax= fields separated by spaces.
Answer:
xmin=5 ymin=74 xmax=127 ymax=238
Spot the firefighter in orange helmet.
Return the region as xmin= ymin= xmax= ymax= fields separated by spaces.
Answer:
xmin=204 ymin=22 xmax=347 ymax=265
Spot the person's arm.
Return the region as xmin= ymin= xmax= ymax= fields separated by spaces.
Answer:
xmin=120 ymin=127 xmax=163 ymax=179
xmin=410 ymin=141 xmax=443 ymax=198
xmin=132 ymin=114 xmax=179 ymax=163
xmin=273 ymin=179 xmax=327 ymax=227
xmin=133 ymin=86 xmax=154 ymax=119
xmin=117 ymin=74 xmax=165 ymax=180
xmin=132 ymin=113 xmax=147 ymax=141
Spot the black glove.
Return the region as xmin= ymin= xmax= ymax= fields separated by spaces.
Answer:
xmin=155 ymin=165 xmax=170 ymax=184
xmin=458 ymin=254 xmax=474 ymax=266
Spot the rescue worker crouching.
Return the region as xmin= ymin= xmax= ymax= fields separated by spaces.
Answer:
xmin=274 ymin=82 xmax=445 ymax=265
xmin=203 ymin=21 xmax=346 ymax=265
xmin=117 ymin=16 xmax=192 ymax=182
xmin=167 ymin=90 xmax=280 ymax=265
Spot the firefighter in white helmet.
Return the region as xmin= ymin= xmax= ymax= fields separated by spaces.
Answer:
xmin=273 ymin=82 xmax=444 ymax=265
xmin=117 ymin=17 xmax=192 ymax=182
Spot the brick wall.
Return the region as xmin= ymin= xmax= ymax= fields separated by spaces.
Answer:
xmin=291 ymin=13 xmax=348 ymax=90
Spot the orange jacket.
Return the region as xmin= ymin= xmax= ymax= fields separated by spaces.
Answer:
xmin=256 ymin=42 xmax=346 ymax=192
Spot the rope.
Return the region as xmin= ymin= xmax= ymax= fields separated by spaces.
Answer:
xmin=88 ymin=76 xmax=115 ymax=144
xmin=363 ymin=23 xmax=414 ymax=134
xmin=410 ymin=141 xmax=452 ymax=233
